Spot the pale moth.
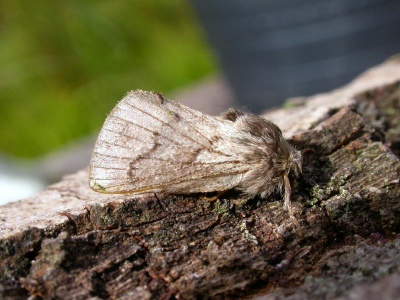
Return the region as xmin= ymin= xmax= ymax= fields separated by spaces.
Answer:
xmin=89 ymin=90 xmax=302 ymax=212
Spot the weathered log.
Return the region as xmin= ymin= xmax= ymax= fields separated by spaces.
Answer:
xmin=1 ymin=57 xmax=400 ymax=299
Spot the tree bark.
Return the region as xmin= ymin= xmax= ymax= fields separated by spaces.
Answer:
xmin=1 ymin=57 xmax=400 ymax=299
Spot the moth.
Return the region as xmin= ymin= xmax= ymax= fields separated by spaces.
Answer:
xmin=89 ymin=90 xmax=302 ymax=212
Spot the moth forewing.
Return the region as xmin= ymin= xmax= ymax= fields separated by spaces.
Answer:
xmin=90 ymin=90 xmax=247 ymax=194
xmin=89 ymin=90 xmax=302 ymax=211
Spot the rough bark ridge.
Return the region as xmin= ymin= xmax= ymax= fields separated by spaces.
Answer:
xmin=1 ymin=58 xmax=400 ymax=299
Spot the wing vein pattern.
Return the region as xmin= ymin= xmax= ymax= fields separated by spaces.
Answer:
xmin=89 ymin=91 xmax=248 ymax=194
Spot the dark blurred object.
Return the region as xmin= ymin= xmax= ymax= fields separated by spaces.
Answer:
xmin=190 ymin=0 xmax=400 ymax=112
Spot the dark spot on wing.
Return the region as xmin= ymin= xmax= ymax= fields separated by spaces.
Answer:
xmin=220 ymin=108 xmax=245 ymax=122
xmin=155 ymin=92 xmax=166 ymax=104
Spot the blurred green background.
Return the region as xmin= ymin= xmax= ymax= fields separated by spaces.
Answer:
xmin=0 ymin=0 xmax=216 ymax=159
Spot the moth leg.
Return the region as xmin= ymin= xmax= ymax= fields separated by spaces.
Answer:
xmin=203 ymin=190 xmax=228 ymax=202
xmin=153 ymin=193 xmax=165 ymax=210
xmin=58 ymin=211 xmax=78 ymax=233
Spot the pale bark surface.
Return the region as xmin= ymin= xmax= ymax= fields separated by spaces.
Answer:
xmin=1 ymin=57 xmax=400 ymax=299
